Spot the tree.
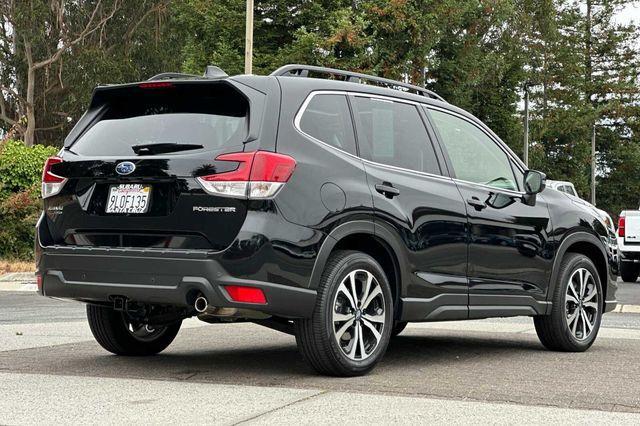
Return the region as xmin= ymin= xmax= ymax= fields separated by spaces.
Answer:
xmin=0 ymin=0 xmax=180 ymax=146
xmin=523 ymin=0 xmax=640 ymax=214
xmin=1 ymin=1 xmax=123 ymax=146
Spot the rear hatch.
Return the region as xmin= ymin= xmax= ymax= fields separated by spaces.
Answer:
xmin=42 ymin=79 xmax=264 ymax=251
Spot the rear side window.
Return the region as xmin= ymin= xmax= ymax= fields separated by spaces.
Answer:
xmin=298 ymin=94 xmax=357 ymax=155
xmin=351 ymin=96 xmax=441 ymax=175
xmin=71 ymin=83 xmax=248 ymax=156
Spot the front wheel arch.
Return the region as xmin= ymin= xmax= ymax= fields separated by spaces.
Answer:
xmin=548 ymin=232 xmax=609 ymax=307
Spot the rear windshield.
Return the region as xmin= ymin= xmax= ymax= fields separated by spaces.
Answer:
xmin=71 ymin=83 xmax=248 ymax=156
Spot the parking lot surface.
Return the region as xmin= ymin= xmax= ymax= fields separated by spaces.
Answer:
xmin=1 ymin=281 xmax=640 ymax=424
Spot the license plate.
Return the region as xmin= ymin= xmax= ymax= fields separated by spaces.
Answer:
xmin=106 ymin=184 xmax=151 ymax=214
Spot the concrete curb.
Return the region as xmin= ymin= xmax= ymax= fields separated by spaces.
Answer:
xmin=613 ymin=304 xmax=640 ymax=314
xmin=0 ymin=272 xmax=34 ymax=282
xmin=0 ymin=272 xmax=36 ymax=292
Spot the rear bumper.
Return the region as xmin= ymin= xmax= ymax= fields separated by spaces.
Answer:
xmin=37 ymin=245 xmax=316 ymax=319
xmin=617 ymin=237 xmax=640 ymax=260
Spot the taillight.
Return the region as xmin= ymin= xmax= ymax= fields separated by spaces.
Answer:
xmin=197 ymin=151 xmax=296 ymax=199
xmin=224 ymin=285 xmax=267 ymax=304
xmin=619 ymin=216 xmax=626 ymax=238
xmin=41 ymin=157 xmax=67 ymax=198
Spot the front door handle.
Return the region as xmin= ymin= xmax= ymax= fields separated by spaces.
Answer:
xmin=467 ymin=197 xmax=486 ymax=211
xmin=375 ymin=183 xmax=400 ymax=199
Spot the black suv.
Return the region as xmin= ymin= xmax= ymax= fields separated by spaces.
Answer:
xmin=36 ymin=64 xmax=618 ymax=376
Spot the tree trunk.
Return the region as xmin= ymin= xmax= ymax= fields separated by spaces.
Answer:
xmin=24 ymin=65 xmax=35 ymax=147
xmin=22 ymin=40 xmax=35 ymax=147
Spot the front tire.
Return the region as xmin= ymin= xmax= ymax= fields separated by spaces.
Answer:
xmin=295 ymin=250 xmax=393 ymax=376
xmin=619 ymin=261 xmax=639 ymax=283
xmin=87 ymin=304 xmax=181 ymax=356
xmin=534 ymin=253 xmax=603 ymax=352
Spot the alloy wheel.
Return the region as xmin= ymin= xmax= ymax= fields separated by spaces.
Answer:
xmin=565 ymin=268 xmax=598 ymax=340
xmin=332 ymin=269 xmax=386 ymax=360
xmin=123 ymin=315 xmax=167 ymax=342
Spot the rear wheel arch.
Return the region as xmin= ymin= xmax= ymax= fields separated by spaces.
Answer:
xmin=549 ymin=232 xmax=609 ymax=304
xmin=309 ymin=221 xmax=407 ymax=316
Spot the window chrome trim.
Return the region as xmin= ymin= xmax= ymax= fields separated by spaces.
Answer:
xmin=362 ymin=158 xmax=453 ymax=183
xmin=451 ymin=177 xmax=525 ymax=197
xmin=293 ymin=90 xmax=452 ymax=183
xmin=293 ymin=90 xmax=362 ymax=162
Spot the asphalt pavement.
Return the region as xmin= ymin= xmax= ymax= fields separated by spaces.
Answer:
xmin=1 ymin=279 xmax=640 ymax=424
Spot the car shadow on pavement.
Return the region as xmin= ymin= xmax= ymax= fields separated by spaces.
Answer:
xmin=1 ymin=327 xmax=549 ymax=383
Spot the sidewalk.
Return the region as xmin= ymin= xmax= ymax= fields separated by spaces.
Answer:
xmin=0 ymin=272 xmax=37 ymax=292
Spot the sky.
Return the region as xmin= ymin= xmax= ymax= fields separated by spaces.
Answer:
xmin=616 ymin=1 xmax=640 ymax=26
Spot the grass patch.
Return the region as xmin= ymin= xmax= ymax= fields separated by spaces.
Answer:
xmin=0 ymin=259 xmax=35 ymax=275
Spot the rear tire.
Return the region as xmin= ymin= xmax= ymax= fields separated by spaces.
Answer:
xmin=295 ymin=250 xmax=393 ymax=376
xmin=534 ymin=253 xmax=602 ymax=352
xmin=619 ymin=261 xmax=639 ymax=283
xmin=87 ymin=304 xmax=181 ymax=356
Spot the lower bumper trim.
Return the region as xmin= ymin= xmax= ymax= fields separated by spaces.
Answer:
xmin=38 ymin=250 xmax=316 ymax=319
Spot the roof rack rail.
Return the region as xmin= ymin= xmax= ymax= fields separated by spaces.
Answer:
xmin=270 ymin=64 xmax=446 ymax=102
xmin=147 ymin=72 xmax=201 ymax=81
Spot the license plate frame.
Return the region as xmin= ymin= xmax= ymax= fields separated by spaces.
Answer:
xmin=105 ymin=184 xmax=151 ymax=214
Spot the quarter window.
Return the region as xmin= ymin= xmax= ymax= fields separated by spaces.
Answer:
xmin=299 ymin=94 xmax=357 ymax=155
xmin=429 ymin=109 xmax=518 ymax=191
xmin=352 ymin=96 xmax=441 ymax=174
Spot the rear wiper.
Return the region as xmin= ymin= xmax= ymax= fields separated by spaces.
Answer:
xmin=131 ymin=143 xmax=204 ymax=155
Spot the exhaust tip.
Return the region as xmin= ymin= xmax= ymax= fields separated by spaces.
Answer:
xmin=194 ymin=296 xmax=208 ymax=313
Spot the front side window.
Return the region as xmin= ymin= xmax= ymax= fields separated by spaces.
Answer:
xmin=428 ymin=109 xmax=518 ymax=191
xmin=299 ymin=94 xmax=357 ymax=155
xmin=351 ymin=96 xmax=441 ymax=174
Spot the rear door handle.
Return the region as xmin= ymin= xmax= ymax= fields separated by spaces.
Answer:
xmin=375 ymin=183 xmax=400 ymax=199
xmin=467 ymin=197 xmax=486 ymax=211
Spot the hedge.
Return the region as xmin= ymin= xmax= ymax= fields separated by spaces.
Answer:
xmin=0 ymin=140 xmax=58 ymax=260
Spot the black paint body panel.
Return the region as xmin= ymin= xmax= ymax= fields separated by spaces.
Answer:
xmin=36 ymin=74 xmax=617 ymax=320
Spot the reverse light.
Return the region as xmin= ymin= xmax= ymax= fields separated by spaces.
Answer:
xmin=224 ymin=285 xmax=267 ymax=304
xmin=619 ymin=216 xmax=626 ymax=238
xmin=197 ymin=151 xmax=296 ymax=199
xmin=41 ymin=157 xmax=67 ymax=198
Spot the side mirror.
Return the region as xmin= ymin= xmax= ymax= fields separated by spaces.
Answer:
xmin=524 ymin=170 xmax=546 ymax=194
xmin=522 ymin=170 xmax=546 ymax=206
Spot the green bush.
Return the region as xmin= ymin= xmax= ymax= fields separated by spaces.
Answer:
xmin=0 ymin=188 xmax=41 ymax=260
xmin=0 ymin=140 xmax=58 ymax=198
xmin=0 ymin=140 xmax=57 ymax=260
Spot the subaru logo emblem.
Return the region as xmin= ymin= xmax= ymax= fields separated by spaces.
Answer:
xmin=115 ymin=161 xmax=136 ymax=175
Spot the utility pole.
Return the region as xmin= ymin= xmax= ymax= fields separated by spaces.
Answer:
xmin=591 ymin=124 xmax=596 ymax=206
xmin=244 ymin=0 xmax=254 ymax=75
xmin=523 ymin=84 xmax=529 ymax=167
